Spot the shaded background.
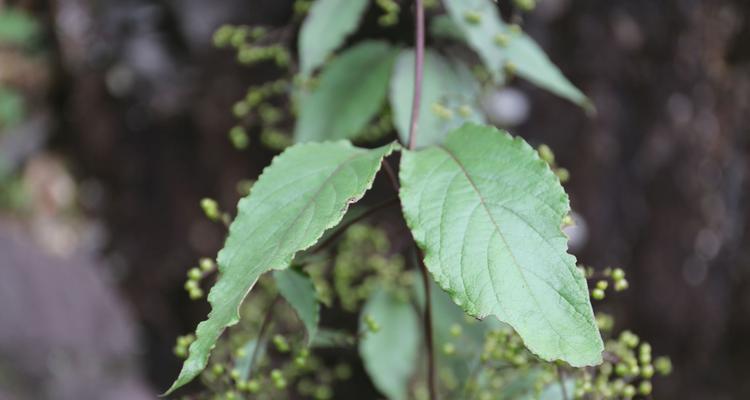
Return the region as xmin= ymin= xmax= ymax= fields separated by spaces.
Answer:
xmin=1 ymin=0 xmax=749 ymax=398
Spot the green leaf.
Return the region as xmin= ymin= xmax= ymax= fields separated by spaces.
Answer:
xmin=273 ymin=268 xmax=319 ymax=344
xmin=0 ymin=8 xmax=39 ymax=46
xmin=389 ymin=49 xmax=484 ymax=148
xmin=294 ymin=41 xmax=398 ymax=143
xmin=441 ymin=0 xmax=591 ymax=109
xmin=166 ymin=141 xmax=397 ymax=394
xmin=298 ymin=0 xmax=370 ymax=76
xmin=429 ymin=15 xmax=466 ymax=42
xmin=359 ymin=288 xmax=420 ymax=400
xmin=399 ymin=123 xmax=602 ymax=366
xmin=0 ymin=86 xmax=25 ymax=129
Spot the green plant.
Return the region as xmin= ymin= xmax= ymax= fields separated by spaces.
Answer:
xmin=167 ymin=0 xmax=671 ymax=398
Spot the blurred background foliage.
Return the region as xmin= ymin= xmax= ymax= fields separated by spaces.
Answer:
xmin=0 ymin=0 xmax=749 ymax=399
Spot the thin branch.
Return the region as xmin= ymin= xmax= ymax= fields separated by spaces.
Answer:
xmin=557 ymin=364 xmax=569 ymax=400
xmin=309 ymin=197 xmax=399 ymax=253
xmin=407 ymin=0 xmax=426 ymax=151
xmin=381 ymin=160 xmax=400 ymax=193
xmin=408 ymin=1 xmax=436 ymax=398
xmin=416 ymin=248 xmax=437 ymax=400
xmin=248 ymin=295 xmax=280 ymax=378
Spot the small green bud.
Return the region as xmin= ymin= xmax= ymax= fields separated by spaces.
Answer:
xmin=212 ymin=363 xmax=225 ymax=375
xmin=639 ymin=380 xmax=653 ymax=395
xmin=364 ymin=315 xmax=380 ymax=333
xmin=562 ymin=214 xmax=574 ymax=227
xmin=232 ymin=100 xmax=250 ymax=117
xmin=213 ymin=25 xmax=235 ymax=48
xmin=247 ymin=379 xmax=260 ymax=393
xmin=189 ymin=287 xmax=204 ymax=300
xmin=272 ymin=334 xmax=290 ymax=352
xmin=431 ymin=102 xmax=454 ymax=119
xmin=504 ymin=61 xmax=517 ymax=76
xmin=450 ymin=324 xmax=462 ymax=337
xmin=314 ymin=385 xmax=333 ymax=399
xmin=615 ymin=363 xmax=629 ymax=377
xmin=184 ymin=279 xmax=199 ymax=291
xmin=537 ymin=144 xmax=555 ymax=164
xmin=591 ymin=288 xmax=605 ymax=300
xmin=509 ymin=24 xmax=522 ymax=34
xmin=494 ymin=33 xmax=509 ymax=47
xmin=596 ymin=280 xmax=609 ymax=290
xmin=464 ymin=10 xmax=482 ymax=24
xmin=200 ymin=198 xmax=220 ymax=221
xmin=622 ymin=384 xmax=636 ymax=399
xmin=654 ymin=356 xmax=672 ymax=375
xmin=612 ymin=268 xmax=626 ymax=281
xmin=251 ymin=26 xmax=267 ymax=39
xmin=641 ymin=364 xmax=655 ymax=378
xmin=199 ymin=258 xmax=215 ymax=272
xmin=555 ymin=168 xmax=570 ymax=183
xmin=458 ymin=105 xmax=473 ymax=118
xmin=229 ymin=126 xmax=250 ymax=150
xmin=230 ymin=369 xmax=240 ymax=380
xmin=513 ymin=0 xmax=536 ymax=11
xmin=294 ymin=356 xmax=306 ymax=367
xmin=230 ymin=27 xmax=248 ymax=48
xmin=378 ymin=13 xmax=398 ymax=27
xmin=188 ymin=267 xmax=202 ymax=280
xmin=620 ymin=330 xmax=640 ymax=348
xmin=614 ymin=278 xmax=629 ymax=291
xmin=334 ymin=363 xmax=352 ymax=380
xmin=443 ymin=343 xmax=456 ymax=355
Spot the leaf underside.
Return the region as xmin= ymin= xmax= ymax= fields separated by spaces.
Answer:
xmin=359 ymin=288 xmax=420 ymax=400
xmin=442 ymin=0 xmax=590 ymax=109
xmin=274 ymin=268 xmax=320 ymax=344
xmin=389 ymin=49 xmax=485 ymax=148
xmin=298 ymin=0 xmax=370 ymax=76
xmin=165 ymin=141 xmax=397 ymax=394
xmin=399 ymin=123 xmax=603 ymax=366
xmin=294 ymin=41 xmax=398 ymax=143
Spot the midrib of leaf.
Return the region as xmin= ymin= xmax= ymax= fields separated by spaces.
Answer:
xmin=435 ymin=144 xmax=575 ymax=344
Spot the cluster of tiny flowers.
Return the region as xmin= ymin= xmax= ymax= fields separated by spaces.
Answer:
xmin=212 ymin=22 xmax=298 ymax=152
xmin=183 ymin=257 xmax=218 ymax=300
xmin=213 ymin=25 xmax=290 ymax=68
xmin=331 ymin=224 xmax=410 ymax=312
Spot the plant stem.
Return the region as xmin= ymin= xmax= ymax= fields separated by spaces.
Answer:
xmin=407 ymin=0 xmax=426 ymax=151
xmin=310 ymin=197 xmax=399 ymax=253
xmin=418 ymin=248 xmax=438 ymax=400
xmin=248 ymin=295 xmax=279 ymax=378
xmin=381 ymin=160 xmax=400 ymax=192
xmin=407 ymin=1 xmax=436 ymax=398
xmin=557 ymin=364 xmax=569 ymax=400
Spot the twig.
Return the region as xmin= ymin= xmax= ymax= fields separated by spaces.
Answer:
xmin=557 ymin=364 xmax=569 ymax=400
xmin=417 ymin=249 xmax=437 ymax=400
xmin=407 ymin=0 xmax=426 ymax=151
xmin=381 ymin=160 xmax=400 ymax=193
xmin=407 ymin=1 xmax=436 ymax=399
xmin=248 ymin=295 xmax=280 ymax=378
xmin=309 ymin=197 xmax=399 ymax=253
